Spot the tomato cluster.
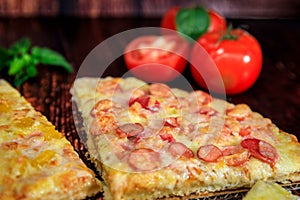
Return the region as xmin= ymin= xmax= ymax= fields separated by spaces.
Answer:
xmin=124 ymin=6 xmax=263 ymax=95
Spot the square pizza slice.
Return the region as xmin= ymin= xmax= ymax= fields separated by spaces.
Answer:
xmin=71 ymin=76 xmax=300 ymax=200
xmin=0 ymin=79 xmax=102 ymax=200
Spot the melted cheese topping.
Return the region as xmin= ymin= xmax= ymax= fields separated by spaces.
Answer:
xmin=71 ymin=77 xmax=300 ymax=200
xmin=0 ymin=79 xmax=101 ymax=200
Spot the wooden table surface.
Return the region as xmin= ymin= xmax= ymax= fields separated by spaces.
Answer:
xmin=0 ymin=17 xmax=299 ymax=198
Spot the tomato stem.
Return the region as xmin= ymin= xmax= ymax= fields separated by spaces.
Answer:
xmin=218 ymin=24 xmax=238 ymax=43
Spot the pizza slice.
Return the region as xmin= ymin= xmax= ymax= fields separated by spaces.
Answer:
xmin=71 ymin=76 xmax=300 ymax=200
xmin=0 ymin=79 xmax=102 ymax=199
xmin=243 ymin=181 xmax=298 ymax=200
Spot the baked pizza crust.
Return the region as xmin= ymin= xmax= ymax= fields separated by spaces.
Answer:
xmin=71 ymin=77 xmax=300 ymax=200
xmin=0 ymin=79 xmax=102 ymax=200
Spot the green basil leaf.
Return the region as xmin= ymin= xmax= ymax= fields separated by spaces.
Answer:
xmin=26 ymin=65 xmax=37 ymax=77
xmin=8 ymin=53 xmax=32 ymax=76
xmin=31 ymin=46 xmax=73 ymax=73
xmin=13 ymin=72 xmax=30 ymax=87
xmin=8 ymin=57 xmax=26 ymax=75
xmin=175 ymin=6 xmax=210 ymax=41
xmin=12 ymin=64 xmax=37 ymax=87
xmin=9 ymin=37 xmax=31 ymax=55
xmin=2 ymin=38 xmax=73 ymax=86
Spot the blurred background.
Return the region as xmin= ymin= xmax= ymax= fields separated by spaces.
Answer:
xmin=0 ymin=0 xmax=299 ymax=138
xmin=0 ymin=0 xmax=299 ymax=19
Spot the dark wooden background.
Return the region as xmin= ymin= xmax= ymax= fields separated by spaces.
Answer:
xmin=0 ymin=0 xmax=299 ymax=19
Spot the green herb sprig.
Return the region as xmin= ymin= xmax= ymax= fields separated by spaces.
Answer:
xmin=175 ymin=6 xmax=210 ymax=41
xmin=0 ymin=38 xmax=73 ymax=86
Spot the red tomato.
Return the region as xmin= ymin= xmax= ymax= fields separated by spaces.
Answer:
xmin=160 ymin=7 xmax=180 ymax=34
xmin=190 ymin=29 xmax=262 ymax=94
xmin=207 ymin=10 xmax=227 ymax=33
xmin=124 ymin=35 xmax=189 ymax=82
xmin=161 ymin=7 xmax=226 ymax=35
